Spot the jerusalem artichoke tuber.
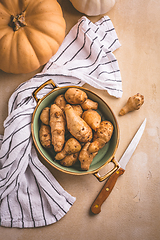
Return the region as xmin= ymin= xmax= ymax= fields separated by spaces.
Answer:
xmin=39 ymin=123 xmax=52 ymax=148
xmin=72 ymin=105 xmax=83 ymax=117
xmin=81 ymin=99 xmax=98 ymax=110
xmin=65 ymin=88 xmax=87 ymax=105
xmin=49 ymin=104 xmax=66 ymax=152
xmin=88 ymin=121 xmax=113 ymax=153
xmin=40 ymin=107 xmax=50 ymax=125
xmin=119 ymin=93 xmax=144 ymax=116
xmin=82 ymin=109 xmax=101 ymax=131
xmin=60 ymin=152 xmax=79 ymax=167
xmin=78 ymin=142 xmax=98 ymax=170
xmin=54 ymin=94 xmax=66 ymax=112
xmin=55 ymin=137 xmax=81 ymax=160
xmin=65 ymin=104 xmax=93 ymax=142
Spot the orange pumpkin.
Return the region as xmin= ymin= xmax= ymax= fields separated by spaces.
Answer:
xmin=0 ymin=0 xmax=66 ymax=74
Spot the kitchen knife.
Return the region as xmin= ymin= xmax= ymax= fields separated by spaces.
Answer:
xmin=91 ymin=118 xmax=147 ymax=214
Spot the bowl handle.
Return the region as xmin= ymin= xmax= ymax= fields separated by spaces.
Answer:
xmin=93 ymin=157 xmax=120 ymax=182
xmin=32 ymin=79 xmax=56 ymax=103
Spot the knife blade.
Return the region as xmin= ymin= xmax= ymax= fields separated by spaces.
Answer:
xmin=91 ymin=118 xmax=147 ymax=214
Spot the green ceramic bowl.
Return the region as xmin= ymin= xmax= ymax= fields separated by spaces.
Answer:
xmin=31 ymin=80 xmax=120 ymax=182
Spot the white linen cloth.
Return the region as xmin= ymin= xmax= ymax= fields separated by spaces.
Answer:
xmin=0 ymin=81 xmax=76 ymax=228
xmin=0 ymin=15 xmax=122 ymax=228
xmin=33 ymin=15 xmax=122 ymax=98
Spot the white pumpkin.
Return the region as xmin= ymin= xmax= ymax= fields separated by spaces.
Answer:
xmin=70 ymin=0 xmax=116 ymax=16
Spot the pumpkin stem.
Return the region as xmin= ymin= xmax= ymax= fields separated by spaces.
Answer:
xmin=9 ymin=11 xmax=27 ymax=31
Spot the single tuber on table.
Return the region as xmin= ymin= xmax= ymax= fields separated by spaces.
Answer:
xmin=119 ymin=93 xmax=144 ymax=116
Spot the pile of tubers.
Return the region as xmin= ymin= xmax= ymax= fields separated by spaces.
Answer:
xmin=39 ymin=87 xmax=114 ymax=171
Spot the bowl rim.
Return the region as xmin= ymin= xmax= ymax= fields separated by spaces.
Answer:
xmin=31 ymin=85 xmax=120 ymax=176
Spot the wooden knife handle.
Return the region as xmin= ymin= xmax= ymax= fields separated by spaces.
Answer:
xmin=91 ymin=168 xmax=125 ymax=214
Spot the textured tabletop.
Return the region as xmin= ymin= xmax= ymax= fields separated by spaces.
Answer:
xmin=0 ymin=0 xmax=160 ymax=239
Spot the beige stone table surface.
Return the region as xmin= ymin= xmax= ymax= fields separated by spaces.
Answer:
xmin=0 ymin=0 xmax=160 ymax=239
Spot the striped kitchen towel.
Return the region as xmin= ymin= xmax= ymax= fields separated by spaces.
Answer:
xmin=0 ymin=79 xmax=76 ymax=228
xmin=33 ymin=15 xmax=123 ymax=98
xmin=0 ymin=15 xmax=122 ymax=228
